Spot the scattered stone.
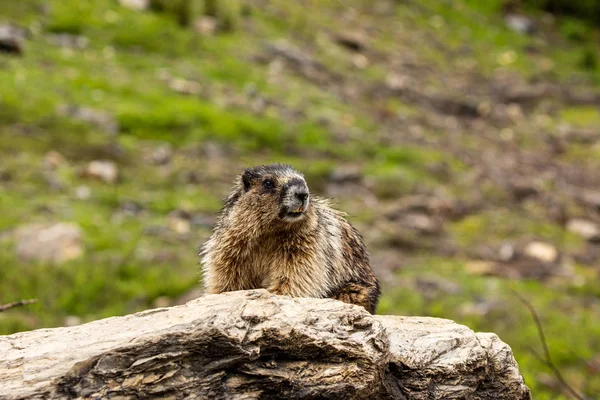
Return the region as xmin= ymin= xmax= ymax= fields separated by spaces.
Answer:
xmin=57 ymin=105 xmax=119 ymax=135
xmin=566 ymin=218 xmax=600 ymax=242
xmin=168 ymin=217 xmax=191 ymax=235
xmin=143 ymin=225 xmax=169 ymax=237
xmin=202 ymin=141 xmax=228 ymax=159
xmin=14 ymin=223 xmax=84 ymax=264
xmin=263 ymin=41 xmax=318 ymax=70
xmin=179 ymin=170 xmax=203 ymax=185
xmin=384 ymin=195 xmax=445 ymax=217
xmin=414 ymin=275 xmax=461 ymax=300
xmin=429 ymin=95 xmax=480 ymax=118
xmin=193 ymin=16 xmax=218 ymax=36
xmin=378 ymin=223 xmax=437 ymax=251
xmin=190 ymin=214 xmax=216 ymax=229
xmin=573 ymin=243 xmax=600 ymax=265
xmin=459 ymin=298 xmax=502 ymax=317
xmin=74 ymin=186 xmax=91 ymax=200
xmin=466 ymin=261 xmax=497 ymax=276
xmin=329 ymin=165 xmax=363 ymax=184
xmin=497 ymin=82 xmax=557 ymax=107
xmin=352 ymin=54 xmax=369 ymax=69
xmin=523 ymin=241 xmax=558 ymax=263
xmin=152 ymin=296 xmax=170 ymax=308
xmin=64 ymin=316 xmax=82 ymax=327
xmin=261 ymin=41 xmax=332 ymax=84
xmin=84 ymin=160 xmax=119 ymax=184
xmin=509 ymin=179 xmax=538 ymax=201
xmin=168 ymin=77 xmax=202 ymax=95
xmin=42 ymin=151 xmax=67 ymax=170
xmin=504 ymin=14 xmax=535 ymax=35
xmin=0 ymin=24 xmax=25 ymax=55
xmin=148 ymin=143 xmax=173 ymax=165
xmin=119 ymin=200 xmax=144 ymax=216
xmin=0 ymin=168 xmax=11 ymax=183
xmin=167 ymin=209 xmax=192 ymax=235
xmin=401 ymin=212 xmax=443 ymax=235
xmin=43 ymin=172 xmax=65 ymax=192
xmin=118 ymin=0 xmax=149 ymax=10
xmin=498 ymin=242 xmax=516 ymax=262
xmin=385 ymin=73 xmax=410 ymax=91
xmin=580 ymin=190 xmax=600 ymax=211
xmin=334 ymin=30 xmax=368 ymax=52
xmin=47 ymin=34 xmax=89 ymax=49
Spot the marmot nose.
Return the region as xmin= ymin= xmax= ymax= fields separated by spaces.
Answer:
xmin=295 ymin=192 xmax=308 ymax=202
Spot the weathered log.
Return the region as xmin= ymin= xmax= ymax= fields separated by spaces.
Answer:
xmin=0 ymin=290 xmax=531 ymax=399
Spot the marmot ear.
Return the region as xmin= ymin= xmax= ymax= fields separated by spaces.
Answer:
xmin=242 ymin=170 xmax=253 ymax=192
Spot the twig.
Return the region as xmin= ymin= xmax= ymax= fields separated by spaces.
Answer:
xmin=0 ymin=299 xmax=38 ymax=312
xmin=510 ymin=288 xmax=586 ymax=400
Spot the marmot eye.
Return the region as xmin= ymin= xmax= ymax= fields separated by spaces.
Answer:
xmin=263 ymin=179 xmax=274 ymax=188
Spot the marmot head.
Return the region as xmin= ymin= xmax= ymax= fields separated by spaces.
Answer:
xmin=239 ymin=164 xmax=310 ymax=223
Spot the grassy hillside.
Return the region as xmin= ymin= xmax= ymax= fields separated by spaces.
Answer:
xmin=1 ymin=1 xmax=599 ymax=398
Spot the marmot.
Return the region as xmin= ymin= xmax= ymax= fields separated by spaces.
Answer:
xmin=201 ymin=164 xmax=380 ymax=313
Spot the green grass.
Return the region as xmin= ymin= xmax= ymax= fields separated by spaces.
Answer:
xmin=1 ymin=0 xmax=600 ymax=398
xmin=561 ymin=106 xmax=600 ymax=127
xmin=450 ymin=209 xmax=585 ymax=250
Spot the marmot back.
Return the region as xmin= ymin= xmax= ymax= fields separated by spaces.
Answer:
xmin=201 ymin=164 xmax=380 ymax=313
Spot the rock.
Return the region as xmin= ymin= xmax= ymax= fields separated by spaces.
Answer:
xmin=0 ymin=168 xmax=11 ymax=183
xmin=580 ymin=190 xmax=600 ymax=211
xmin=263 ymin=41 xmax=318 ymax=70
xmin=505 ymin=14 xmax=535 ymax=35
xmin=566 ymin=218 xmax=600 ymax=242
xmin=498 ymin=242 xmax=516 ymax=262
xmin=334 ymin=30 xmax=368 ymax=52
xmin=147 ymin=143 xmax=173 ymax=165
xmin=168 ymin=77 xmax=202 ymax=95
xmin=0 ymin=290 xmax=531 ymax=399
xmin=47 ymin=34 xmax=89 ymax=49
xmin=380 ymin=315 xmax=530 ymax=400
xmin=74 ymin=185 xmax=91 ymax=200
xmin=64 ymin=316 xmax=82 ymax=327
xmin=329 ymin=165 xmax=363 ymax=183
xmin=193 ymin=16 xmax=218 ymax=36
xmin=42 ymin=151 xmax=67 ymax=170
xmin=401 ymin=212 xmax=443 ymax=235
xmin=573 ymin=243 xmax=600 ymax=265
xmin=523 ymin=241 xmax=558 ymax=263
xmin=414 ymin=275 xmax=461 ymax=300
xmin=466 ymin=260 xmax=497 ymax=276
xmin=190 ymin=213 xmax=216 ymax=229
xmin=167 ymin=213 xmax=191 ymax=235
xmin=118 ymin=200 xmax=144 ymax=216
xmin=384 ymin=194 xmax=455 ymax=218
xmin=173 ymin=287 xmax=204 ymax=305
xmin=57 ymin=105 xmax=119 ymax=135
xmin=509 ymin=179 xmax=538 ymax=201
xmin=84 ymin=160 xmax=119 ymax=184
xmin=152 ymin=296 xmax=170 ymax=308
xmin=0 ymin=24 xmax=25 ymax=55
xmin=261 ymin=41 xmax=332 ymax=85
xmin=119 ymin=0 xmax=149 ymax=10
xmin=14 ymin=222 xmax=84 ymax=264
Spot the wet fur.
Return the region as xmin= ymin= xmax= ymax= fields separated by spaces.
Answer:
xmin=201 ymin=164 xmax=380 ymax=313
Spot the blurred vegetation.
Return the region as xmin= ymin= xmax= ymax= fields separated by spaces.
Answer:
xmin=523 ymin=0 xmax=600 ymax=26
xmin=1 ymin=0 xmax=600 ymax=399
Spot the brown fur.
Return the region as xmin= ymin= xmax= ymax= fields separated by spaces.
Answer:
xmin=201 ymin=164 xmax=380 ymax=313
